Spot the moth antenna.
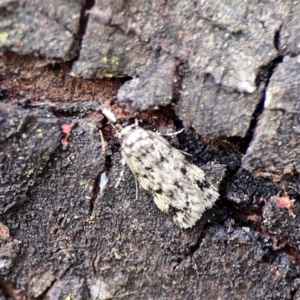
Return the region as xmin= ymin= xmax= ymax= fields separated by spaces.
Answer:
xmin=160 ymin=128 xmax=184 ymax=137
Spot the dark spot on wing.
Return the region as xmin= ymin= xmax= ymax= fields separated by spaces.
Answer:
xmin=149 ymin=173 xmax=155 ymax=180
xmin=143 ymin=174 xmax=148 ymax=179
xmin=174 ymin=181 xmax=180 ymax=188
xmin=184 ymin=206 xmax=189 ymax=211
xmin=160 ymin=155 xmax=165 ymax=162
xmin=196 ymin=179 xmax=211 ymax=192
xmin=147 ymin=186 xmax=153 ymax=193
xmin=145 ymin=166 xmax=153 ymax=172
xmin=174 ymin=182 xmax=186 ymax=193
xmin=168 ymin=205 xmax=181 ymax=217
xmin=155 ymin=188 xmax=163 ymax=194
xmin=166 ymin=190 xmax=174 ymax=198
xmin=186 ymin=201 xmax=190 ymax=207
xmin=206 ymin=193 xmax=213 ymax=200
xmin=180 ymin=167 xmax=187 ymax=175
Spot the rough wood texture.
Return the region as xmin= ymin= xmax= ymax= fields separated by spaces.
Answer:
xmin=243 ymin=57 xmax=300 ymax=175
xmin=1 ymin=1 xmax=300 ymax=299
xmin=72 ymin=0 xmax=293 ymax=138
xmin=0 ymin=0 xmax=83 ymax=61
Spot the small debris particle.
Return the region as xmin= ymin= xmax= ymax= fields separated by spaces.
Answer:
xmin=99 ymin=172 xmax=109 ymax=194
xmin=275 ymin=196 xmax=296 ymax=218
xmin=0 ymin=222 xmax=10 ymax=240
xmin=102 ymin=108 xmax=117 ymax=123
xmin=61 ymin=124 xmax=73 ymax=146
xmin=114 ymin=252 xmax=122 ymax=260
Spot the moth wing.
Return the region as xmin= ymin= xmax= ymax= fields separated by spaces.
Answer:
xmin=153 ymin=161 xmax=219 ymax=229
xmin=122 ymin=128 xmax=219 ymax=229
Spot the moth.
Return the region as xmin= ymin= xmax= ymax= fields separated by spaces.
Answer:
xmin=116 ymin=122 xmax=219 ymax=229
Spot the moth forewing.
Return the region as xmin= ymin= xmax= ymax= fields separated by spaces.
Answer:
xmin=119 ymin=124 xmax=219 ymax=229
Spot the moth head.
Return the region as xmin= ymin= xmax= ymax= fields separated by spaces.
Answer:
xmin=117 ymin=119 xmax=140 ymax=139
xmin=119 ymin=124 xmax=140 ymax=141
xmin=119 ymin=123 xmax=151 ymax=150
xmin=101 ymin=109 xmax=143 ymax=143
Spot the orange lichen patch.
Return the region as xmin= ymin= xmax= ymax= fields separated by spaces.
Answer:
xmin=61 ymin=124 xmax=73 ymax=146
xmin=275 ymin=196 xmax=296 ymax=218
xmin=0 ymin=53 xmax=121 ymax=104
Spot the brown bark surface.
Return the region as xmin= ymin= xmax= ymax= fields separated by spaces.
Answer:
xmin=1 ymin=1 xmax=300 ymax=299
